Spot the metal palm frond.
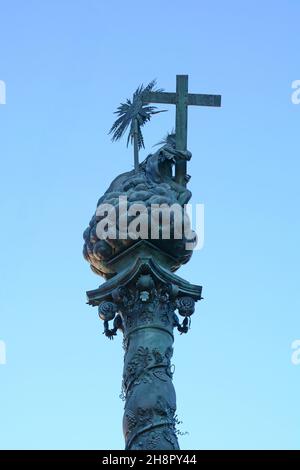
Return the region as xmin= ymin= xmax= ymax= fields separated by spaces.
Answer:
xmin=109 ymin=79 xmax=166 ymax=150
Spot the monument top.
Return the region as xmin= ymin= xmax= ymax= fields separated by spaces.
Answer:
xmin=109 ymin=75 xmax=221 ymax=186
xmin=142 ymin=75 xmax=221 ymax=185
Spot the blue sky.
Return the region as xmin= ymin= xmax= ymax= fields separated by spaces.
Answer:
xmin=0 ymin=0 xmax=299 ymax=450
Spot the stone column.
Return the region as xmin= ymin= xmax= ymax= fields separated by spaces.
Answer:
xmin=87 ymin=255 xmax=201 ymax=450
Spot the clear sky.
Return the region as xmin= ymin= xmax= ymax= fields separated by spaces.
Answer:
xmin=0 ymin=0 xmax=299 ymax=450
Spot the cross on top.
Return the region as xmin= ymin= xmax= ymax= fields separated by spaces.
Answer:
xmin=142 ymin=75 xmax=221 ymax=186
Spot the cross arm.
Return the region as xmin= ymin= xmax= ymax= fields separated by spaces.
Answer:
xmin=142 ymin=91 xmax=221 ymax=107
xmin=188 ymin=93 xmax=221 ymax=107
xmin=142 ymin=91 xmax=177 ymax=105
